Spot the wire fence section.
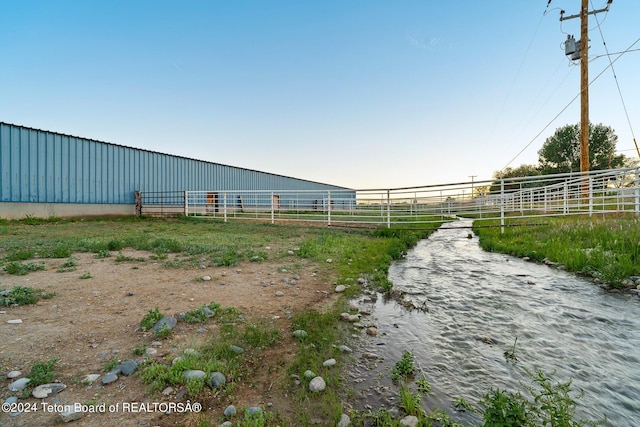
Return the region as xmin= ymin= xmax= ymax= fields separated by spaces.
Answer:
xmin=141 ymin=167 xmax=640 ymax=228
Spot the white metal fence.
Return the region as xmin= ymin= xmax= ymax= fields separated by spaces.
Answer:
xmin=141 ymin=167 xmax=640 ymax=229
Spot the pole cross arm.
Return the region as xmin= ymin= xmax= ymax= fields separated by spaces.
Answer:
xmin=560 ymin=0 xmax=612 ymax=21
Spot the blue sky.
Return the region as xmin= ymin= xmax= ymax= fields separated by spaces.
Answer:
xmin=1 ymin=1 xmax=639 ymax=189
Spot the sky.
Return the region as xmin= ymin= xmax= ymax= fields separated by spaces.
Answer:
xmin=1 ymin=0 xmax=639 ymax=190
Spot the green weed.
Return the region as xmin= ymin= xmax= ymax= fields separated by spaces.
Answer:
xmin=140 ymin=307 xmax=164 ymax=331
xmin=0 ymin=286 xmax=54 ymax=306
xmin=28 ymin=359 xmax=59 ymax=386
xmin=392 ymin=350 xmax=415 ymax=382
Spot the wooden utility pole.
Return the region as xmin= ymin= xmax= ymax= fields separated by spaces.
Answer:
xmin=579 ymin=0 xmax=589 ymax=174
xmin=560 ymin=1 xmax=613 ymax=175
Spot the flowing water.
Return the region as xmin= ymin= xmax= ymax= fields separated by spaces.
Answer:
xmin=351 ymin=219 xmax=640 ymax=426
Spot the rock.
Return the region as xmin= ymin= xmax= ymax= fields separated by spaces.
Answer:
xmin=309 ymin=376 xmax=326 ymax=392
xmin=338 ymin=345 xmax=353 ymax=353
xmin=220 ymin=422 xmax=233 ymax=427
xmin=118 ymin=360 xmax=138 ymax=376
xmin=337 ymin=413 xmax=351 ymax=427
xmin=8 ymin=377 xmax=31 ymax=391
xmin=60 ymin=407 xmax=84 ymax=423
xmin=303 ymin=370 xmax=316 ymax=379
xmin=102 ymin=372 xmax=118 ymax=384
xmin=202 ymin=275 xmax=211 ymax=281
xmin=224 ymin=404 xmax=237 ymax=418
xmin=246 ymin=406 xmax=262 ymax=415
xmin=326 ymin=258 xmax=332 ymax=263
xmin=292 ymin=330 xmax=308 ymax=339
xmin=145 ymin=347 xmax=158 ymax=356
xmin=275 ymin=291 xmax=284 ymax=297
xmin=32 ymin=383 xmax=66 ymax=398
xmin=7 ymin=319 xmax=22 ymax=324
xmin=287 ymin=250 xmax=295 ymax=256
xmin=172 ymin=356 xmax=183 ymax=365
xmin=323 ymin=358 xmax=336 ymax=367
xmin=152 ymin=316 xmax=177 ymax=332
xmin=183 ymin=370 xmax=206 ymax=381
xmin=366 ymin=327 xmax=378 ymax=336
xmin=335 ymin=285 xmax=346 ymax=293
xmin=209 ymin=372 xmax=226 ymax=388
xmin=400 ymin=415 xmax=419 ymax=427
xmin=4 ymin=396 xmax=18 ymax=405
xmin=362 ymin=352 xmax=379 ymax=360
xmin=162 ymin=386 xmax=174 ymax=395
xmin=6 ymin=370 xmax=22 ymax=379
xmin=229 ymin=345 xmax=244 ymax=354
xmin=82 ymin=374 xmax=100 ymax=384
xmin=201 ymin=306 xmax=214 ymax=316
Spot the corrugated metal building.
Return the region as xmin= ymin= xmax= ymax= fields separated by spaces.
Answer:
xmin=0 ymin=122 xmax=354 ymax=219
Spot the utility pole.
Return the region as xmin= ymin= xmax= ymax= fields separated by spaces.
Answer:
xmin=560 ymin=0 xmax=613 ymax=176
xmin=469 ymin=175 xmax=476 ymax=199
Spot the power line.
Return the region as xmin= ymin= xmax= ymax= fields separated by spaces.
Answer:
xmin=591 ymin=0 xmax=639 ymax=158
xmin=501 ymin=36 xmax=640 ymax=171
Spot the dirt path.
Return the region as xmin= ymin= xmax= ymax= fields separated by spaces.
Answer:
xmin=1 ymin=249 xmax=338 ymax=426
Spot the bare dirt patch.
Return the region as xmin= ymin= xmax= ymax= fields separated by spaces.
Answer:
xmin=1 ymin=249 xmax=338 ymax=426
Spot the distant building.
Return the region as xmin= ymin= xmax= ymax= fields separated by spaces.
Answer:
xmin=0 ymin=122 xmax=353 ymax=219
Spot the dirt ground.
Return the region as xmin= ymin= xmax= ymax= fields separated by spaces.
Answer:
xmin=0 ymin=249 xmax=339 ymax=426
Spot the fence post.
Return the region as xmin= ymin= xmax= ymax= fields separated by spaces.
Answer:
xmin=635 ymin=168 xmax=640 ymax=215
xmin=223 ymin=192 xmax=227 ymax=223
xmin=184 ymin=191 xmax=188 ymax=217
xmin=500 ymin=179 xmax=505 ymax=234
xmin=135 ymin=191 xmax=142 ymax=217
xmin=563 ymin=181 xmax=568 ymax=215
xmin=327 ymin=191 xmax=332 ymax=226
xmin=589 ymin=178 xmax=593 ymax=216
xmin=271 ymin=191 xmax=275 ymax=224
xmin=387 ymin=189 xmax=391 ymax=228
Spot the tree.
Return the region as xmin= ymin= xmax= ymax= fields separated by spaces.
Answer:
xmin=538 ymin=123 xmax=625 ymax=174
xmin=490 ymin=164 xmax=541 ymax=193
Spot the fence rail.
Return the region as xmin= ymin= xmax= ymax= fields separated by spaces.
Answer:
xmin=137 ymin=167 xmax=640 ymax=230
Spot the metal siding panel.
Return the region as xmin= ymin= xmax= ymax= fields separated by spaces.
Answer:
xmin=61 ymin=136 xmax=70 ymax=203
xmin=29 ymin=130 xmax=38 ymax=201
xmin=0 ymin=125 xmax=10 ymax=201
xmin=83 ymin=141 xmax=90 ymax=202
xmin=68 ymin=137 xmax=77 ymax=203
xmin=37 ymin=131 xmax=47 ymax=202
xmin=9 ymin=127 xmax=21 ymax=201
xmin=101 ymin=142 xmax=108 ymax=202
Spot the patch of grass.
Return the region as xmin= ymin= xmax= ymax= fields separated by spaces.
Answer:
xmin=79 ymin=272 xmax=92 ymax=279
xmin=474 ymin=215 xmax=640 ymax=288
xmin=182 ymin=307 xmax=209 ymax=324
xmin=56 ymin=257 xmax=77 ymax=273
xmin=211 ymin=248 xmax=242 ymax=267
xmin=399 ymin=385 xmax=424 ymax=417
xmin=140 ymin=307 xmax=164 ymax=331
xmin=95 ymin=249 xmax=111 ymax=258
xmin=242 ymin=324 xmax=280 ymax=349
xmin=4 ymin=249 xmax=36 ymax=261
xmin=27 ymin=359 xmax=59 ymax=386
xmin=480 ymin=368 xmax=606 ymax=427
xmin=154 ymin=324 xmax=173 ymax=339
xmin=50 ymin=244 xmax=72 ymax=258
xmin=0 ymin=286 xmax=54 ymax=306
xmin=3 ymin=261 xmax=45 ymax=275
xmin=115 ymin=252 xmax=146 ymax=263
xmin=131 ymin=343 xmax=147 ymax=356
